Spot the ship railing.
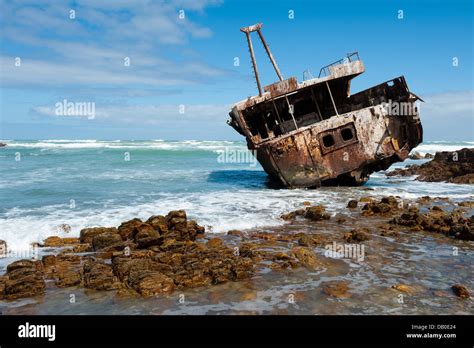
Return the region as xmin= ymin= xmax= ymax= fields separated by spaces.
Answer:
xmin=318 ymin=52 xmax=360 ymax=78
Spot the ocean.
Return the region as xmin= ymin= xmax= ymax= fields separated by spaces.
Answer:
xmin=0 ymin=139 xmax=472 ymax=254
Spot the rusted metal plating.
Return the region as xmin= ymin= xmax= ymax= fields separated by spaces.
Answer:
xmin=228 ymin=24 xmax=423 ymax=188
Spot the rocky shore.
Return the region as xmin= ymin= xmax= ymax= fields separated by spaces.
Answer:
xmin=387 ymin=148 xmax=474 ymax=184
xmin=0 ymin=194 xmax=472 ymax=312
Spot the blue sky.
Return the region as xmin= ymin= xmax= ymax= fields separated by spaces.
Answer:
xmin=0 ymin=0 xmax=472 ymax=140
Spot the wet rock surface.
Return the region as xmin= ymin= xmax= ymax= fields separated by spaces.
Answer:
xmin=361 ymin=196 xmax=401 ymax=216
xmin=390 ymin=207 xmax=473 ymax=241
xmin=281 ymin=205 xmax=330 ymax=222
xmin=0 ymin=196 xmax=472 ymax=315
xmin=344 ymin=229 xmax=370 ymax=243
xmin=92 ymin=232 xmax=122 ymax=251
xmin=0 ymin=260 xmax=45 ymax=300
xmin=290 ymin=247 xmax=321 ymax=270
xmin=80 ymin=227 xmax=118 ymax=244
xmin=0 ymin=210 xmax=255 ymax=300
xmin=322 ymin=281 xmax=351 ymax=298
xmin=451 ymin=284 xmax=470 ymax=299
xmin=387 ymin=148 xmax=474 ymax=184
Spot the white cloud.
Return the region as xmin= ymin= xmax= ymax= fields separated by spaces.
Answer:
xmin=420 ymin=90 xmax=474 ymax=141
xmin=1 ymin=56 xmax=196 ymax=86
xmin=32 ymin=103 xmax=231 ymax=125
xmin=0 ymin=0 xmax=226 ymax=88
xmin=422 ymin=90 xmax=473 ymax=116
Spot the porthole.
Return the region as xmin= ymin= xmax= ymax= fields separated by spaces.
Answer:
xmin=322 ymin=134 xmax=335 ymax=147
xmin=341 ymin=128 xmax=354 ymax=141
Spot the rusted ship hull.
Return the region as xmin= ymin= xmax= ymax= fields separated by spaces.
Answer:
xmin=228 ymin=23 xmax=423 ymax=188
xmin=253 ymin=98 xmax=422 ymax=188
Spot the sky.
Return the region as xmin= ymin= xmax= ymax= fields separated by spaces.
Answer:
xmin=0 ymin=0 xmax=472 ymax=141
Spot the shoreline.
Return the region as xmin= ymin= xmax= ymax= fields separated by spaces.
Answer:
xmin=1 ymin=194 xmax=472 ymax=315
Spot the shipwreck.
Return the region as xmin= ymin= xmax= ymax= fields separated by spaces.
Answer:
xmin=228 ymin=23 xmax=423 ymax=188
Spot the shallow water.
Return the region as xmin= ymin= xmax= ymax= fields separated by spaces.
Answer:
xmin=1 ymin=203 xmax=472 ymax=315
xmin=0 ymin=139 xmax=472 ymax=314
xmin=0 ymin=140 xmax=472 ymax=252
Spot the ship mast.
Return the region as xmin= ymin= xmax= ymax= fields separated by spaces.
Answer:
xmin=240 ymin=23 xmax=283 ymax=96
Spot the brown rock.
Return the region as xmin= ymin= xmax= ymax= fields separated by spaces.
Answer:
xmin=392 ymin=284 xmax=415 ymax=294
xmin=129 ymin=270 xmax=175 ymax=296
xmin=362 ymin=202 xmax=391 ymax=215
xmin=80 ymin=227 xmax=118 ymax=244
xmin=347 ymin=200 xmax=358 ymax=209
xmin=146 ymin=215 xmax=168 ymax=233
xmin=42 ymin=255 xmax=57 ymax=268
xmin=134 ymin=223 xmax=163 ymax=248
xmin=297 ymin=234 xmax=314 ymax=247
xmin=390 ymin=208 xmax=474 ymax=241
xmin=3 ymin=259 xmax=45 ymax=299
xmin=207 ymin=238 xmax=224 ymax=249
xmin=387 ymin=148 xmax=474 ymax=184
xmin=231 ymin=258 xmax=254 ymax=280
xmin=304 ymin=205 xmax=330 ymax=221
xmin=227 ymin=229 xmax=243 ymax=237
xmin=290 ymin=247 xmax=320 ymax=269
xmin=117 ymin=218 xmax=142 ymax=240
xmin=92 ymin=232 xmax=122 ymax=251
xmin=359 ymin=196 xmax=375 ymax=203
xmin=55 ymin=271 xmax=81 ymax=287
xmin=381 ymin=196 xmax=399 ymax=206
xmin=458 ymin=201 xmax=474 ymax=208
xmin=43 ymin=236 xmax=80 ymax=247
xmin=322 ymin=281 xmax=351 ymax=298
xmin=164 ymin=210 xmax=200 ymax=241
xmin=83 ymin=261 xmax=118 ymax=290
xmin=209 ymin=264 xmax=232 ymax=284
xmin=43 ymin=236 xmax=64 ymax=247
xmin=281 ymin=209 xmax=305 ymax=221
xmin=451 ymin=284 xmax=470 ymax=298
xmin=450 ymin=223 xmax=474 ymax=241
xmin=273 ymin=252 xmax=291 ymax=261
xmin=187 ymin=220 xmax=205 ymax=238
xmin=239 ymin=242 xmax=260 ymax=259
xmin=112 ymin=257 xmax=158 ymax=282
xmin=166 ymin=210 xmax=187 ymax=231
xmin=134 ymin=223 xmax=159 ymax=241
xmin=344 ymin=229 xmax=370 ymax=243
xmin=0 ymin=276 xmax=7 ymax=299
xmin=3 ymin=210 xmax=259 ymax=299
xmin=7 ymin=259 xmax=43 ymax=273
xmin=181 ymin=271 xmax=213 ymax=288
xmin=42 ymin=255 xmax=82 ymax=282
xmin=136 ymin=237 xmax=163 ymax=249
xmin=72 ymin=243 xmax=92 ymax=253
